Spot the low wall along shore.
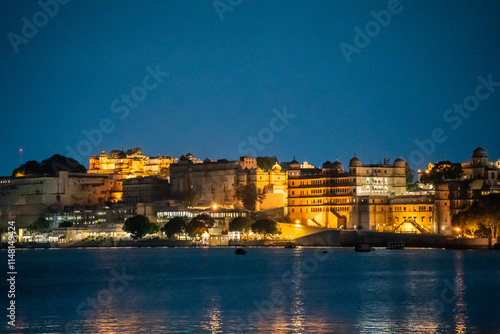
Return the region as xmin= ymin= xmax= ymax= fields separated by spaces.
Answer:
xmin=295 ymin=230 xmax=500 ymax=250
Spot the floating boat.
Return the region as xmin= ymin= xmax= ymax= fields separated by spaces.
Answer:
xmin=284 ymin=242 xmax=297 ymax=249
xmin=354 ymin=244 xmax=375 ymax=252
xmin=235 ymin=248 xmax=246 ymax=255
xmin=386 ymin=242 xmax=405 ymax=250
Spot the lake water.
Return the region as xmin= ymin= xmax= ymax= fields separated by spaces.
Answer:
xmin=2 ymin=247 xmax=500 ymax=333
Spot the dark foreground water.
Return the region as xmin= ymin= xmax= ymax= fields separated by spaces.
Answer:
xmin=1 ymin=247 xmax=500 ymax=334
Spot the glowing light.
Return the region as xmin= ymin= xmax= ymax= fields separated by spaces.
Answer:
xmin=212 ymin=204 xmax=217 ymax=209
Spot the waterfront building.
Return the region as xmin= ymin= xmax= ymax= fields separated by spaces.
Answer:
xmin=88 ymin=147 xmax=178 ymax=180
xmin=0 ymin=171 xmax=122 ymax=229
xmin=287 ymin=156 xmax=406 ymax=230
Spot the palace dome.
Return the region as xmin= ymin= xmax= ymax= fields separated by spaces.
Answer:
xmin=289 ymin=157 xmax=300 ymax=169
xmin=394 ymin=157 xmax=405 ymax=168
xmin=349 ymin=156 xmax=361 ymax=167
xmin=322 ymin=161 xmax=333 ymax=169
xmin=332 ymin=160 xmax=344 ymax=171
xmin=472 ymin=146 xmax=488 ymax=158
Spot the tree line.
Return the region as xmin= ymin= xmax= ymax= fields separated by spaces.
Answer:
xmin=454 ymin=194 xmax=500 ymax=237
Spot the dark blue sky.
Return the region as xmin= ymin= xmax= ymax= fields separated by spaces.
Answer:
xmin=1 ymin=0 xmax=499 ymax=176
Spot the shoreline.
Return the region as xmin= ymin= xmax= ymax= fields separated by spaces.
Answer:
xmin=2 ymin=237 xmax=500 ymax=250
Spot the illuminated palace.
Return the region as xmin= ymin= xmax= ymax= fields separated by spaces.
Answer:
xmin=286 ymin=156 xmax=423 ymax=232
xmin=88 ymin=147 xmax=179 ymax=179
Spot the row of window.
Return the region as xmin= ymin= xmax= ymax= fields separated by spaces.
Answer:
xmin=290 ymin=206 xmax=349 ymax=213
xmin=291 ymin=187 xmax=350 ymax=196
xmin=291 ymin=198 xmax=349 ymax=205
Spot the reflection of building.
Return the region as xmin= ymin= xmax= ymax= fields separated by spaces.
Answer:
xmin=88 ymin=148 xmax=177 ymax=179
xmin=287 ymin=156 xmax=406 ymax=229
xmin=170 ymin=156 xmax=287 ymax=209
xmin=123 ymin=176 xmax=169 ymax=204
xmin=0 ymin=171 xmax=122 ymax=229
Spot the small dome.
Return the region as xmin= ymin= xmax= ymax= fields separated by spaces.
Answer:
xmin=349 ymin=156 xmax=361 ymax=167
xmin=289 ymin=157 xmax=300 ymax=168
xmin=332 ymin=160 xmax=343 ymax=171
xmin=472 ymin=146 xmax=488 ymax=158
xmin=272 ymin=163 xmax=282 ymax=172
xmin=394 ymin=157 xmax=405 ymax=168
xmin=322 ymin=161 xmax=333 ymax=169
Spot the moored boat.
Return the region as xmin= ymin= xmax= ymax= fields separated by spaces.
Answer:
xmin=235 ymin=248 xmax=246 ymax=255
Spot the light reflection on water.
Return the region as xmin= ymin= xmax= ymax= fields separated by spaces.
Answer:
xmin=1 ymin=247 xmax=500 ymax=333
xmin=453 ymin=251 xmax=467 ymax=334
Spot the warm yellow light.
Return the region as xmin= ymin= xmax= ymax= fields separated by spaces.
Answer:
xmin=425 ymin=170 xmax=429 ymax=174
xmin=295 ymin=220 xmax=300 ymax=224
xmin=212 ymin=204 xmax=217 ymax=209
xmin=456 ymin=228 xmax=460 ymax=232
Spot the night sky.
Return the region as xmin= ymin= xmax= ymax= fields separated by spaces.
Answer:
xmin=1 ymin=0 xmax=499 ymax=177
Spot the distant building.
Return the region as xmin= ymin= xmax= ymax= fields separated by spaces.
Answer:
xmin=122 ymin=176 xmax=169 ymax=204
xmin=170 ymin=156 xmax=287 ymax=210
xmin=0 ymin=171 xmax=122 ymax=229
xmin=428 ymin=146 xmax=500 ymax=234
xmin=88 ymin=148 xmax=177 ymax=180
xmin=157 ymin=206 xmax=249 ymax=238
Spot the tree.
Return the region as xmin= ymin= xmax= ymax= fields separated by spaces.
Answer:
xmin=229 ymin=216 xmax=253 ymax=232
xmin=251 ymin=218 xmax=279 ymax=239
xmin=420 ymin=161 xmax=463 ymax=183
xmin=185 ymin=214 xmax=215 ymax=238
xmin=454 ymin=194 xmax=500 ymax=237
xmin=235 ymin=184 xmax=266 ymax=211
xmin=162 ymin=217 xmax=187 ymax=239
xmin=257 ymin=156 xmax=278 ymax=172
xmin=12 ymin=154 xmax=86 ymax=177
xmin=123 ymin=215 xmax=151 ymax=240
xmin=12 ymin=160 xmax=43 ymax=177
xmin=405 ymin=162 xmax=415 ymax=185
xmin=58 ymin=221 xmax=73 ymax=228
xmin=149 ymin=224 xmax=159 ymax=235
xmin=176 ymin=190 xmax=201 ymax=207
xmin=28 ymin=217 xmax=52 ymax=234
